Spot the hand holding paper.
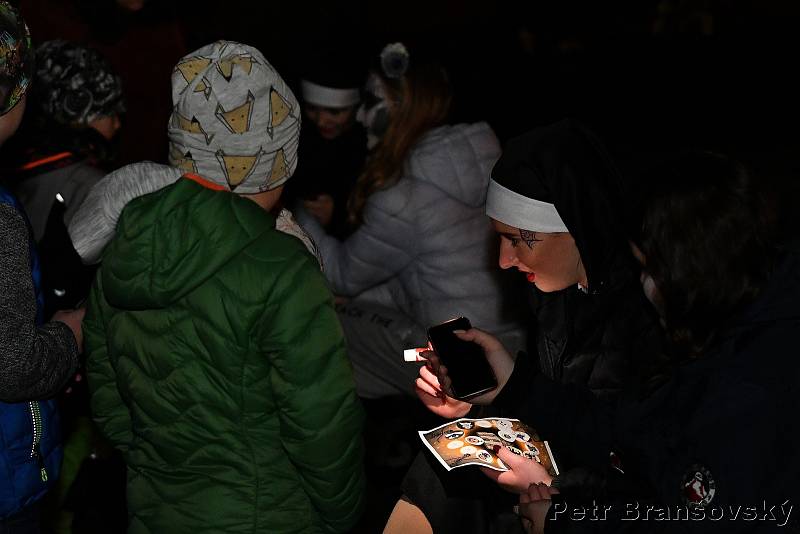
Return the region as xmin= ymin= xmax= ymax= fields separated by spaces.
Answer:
xmin=480 ymin=444 xmax=554 ymax=493
xmin=418 ymin=417 xmax=559 ymax=487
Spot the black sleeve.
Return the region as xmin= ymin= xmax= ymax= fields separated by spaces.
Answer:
xmin=493 ymin=352 xmax=616 ymax=475
xmin=0 ymin=204 xmax=79 ymax=402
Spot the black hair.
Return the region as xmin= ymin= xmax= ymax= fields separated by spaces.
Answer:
xmin=634 ymin=151 xmax=778 ymax=356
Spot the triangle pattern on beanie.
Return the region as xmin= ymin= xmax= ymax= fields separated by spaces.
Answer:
xmin=232 ymin=55 xmax=256 ymax=75
xmin=174 ymin=150 xmax=198 ymax=175
xmin=267 ymin=148 xmax=289 ymax=186
xmin=216 ymin=54 xmax=256 ymax=82
xmin=193 ymin=77 xmax=213 ymax=100
xmin=176 ymin=57 xmax=212 ymax=87
xmin=174 ymin=110 xmax=214 ymax=145
xmin=267 ymin=87 xmax=292 ymax=138
xmin=214 ymin=90 xmax=255 ymax=134
xmin=216 ymin=149 xmax=262 ymax=190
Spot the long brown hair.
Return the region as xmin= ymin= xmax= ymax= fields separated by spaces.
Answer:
xmin=347 ymin=54 xmax=452 ymax=226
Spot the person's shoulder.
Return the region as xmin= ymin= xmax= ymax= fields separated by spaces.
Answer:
xmin=0 ymin=200 xmax=27 ymax=233
xmin=67 ymin=159 xmax=106 ymax=180
xmin=407 ymin=122 xmax=501 ymax=191
xmin=60 ymin=160 xmax=106 ymax=197
xmin=244 ymin=230 xmax=331 ymax=306
xmin=246 ymin=225 xmax=321 ymax=271
xmin=41 ymin=158 xmax=105 ymax=180
xmin=413 ymin=122 xmax=499 ymax=154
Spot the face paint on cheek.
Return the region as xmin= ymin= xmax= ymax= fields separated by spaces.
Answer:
xmin=360 ymin=102 xmax=389 ymax=149
xmin=359 ymin=73 xmax=391 ymax=150
xmin=518 ymin=229 xmax=541 ymax=249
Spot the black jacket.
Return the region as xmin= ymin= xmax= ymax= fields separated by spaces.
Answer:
xmin=521 ymin=256 xmax=667 ymax=402
xmin=495 ymin=254 xmax=667 ymax=475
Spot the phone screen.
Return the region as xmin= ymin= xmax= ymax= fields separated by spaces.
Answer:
xmin=427 ymin=317 xmax=497 ymax=401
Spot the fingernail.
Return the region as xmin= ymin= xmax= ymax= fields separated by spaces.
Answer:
xmin=453 ymin=329 xmax=466 ymax=334
xmin=492 ymin=445 xmax=501 ymax=453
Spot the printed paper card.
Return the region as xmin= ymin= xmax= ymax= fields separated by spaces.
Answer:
xmin=418 ymin=417 xmax=560 ymax=474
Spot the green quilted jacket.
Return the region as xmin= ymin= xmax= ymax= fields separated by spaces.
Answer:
xmin=84 ymin=178 xmax=365 ymax=533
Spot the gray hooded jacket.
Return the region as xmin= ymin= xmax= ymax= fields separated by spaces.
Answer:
xmin=297 ymin=122 xmax=525 ymax=348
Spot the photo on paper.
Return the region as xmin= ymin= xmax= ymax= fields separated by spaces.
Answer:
xmin=418 ymin=417 xmax=560 ymax=474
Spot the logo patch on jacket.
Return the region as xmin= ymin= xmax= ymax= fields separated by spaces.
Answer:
xmin=682 ymin=464 xmax=716 ymax=507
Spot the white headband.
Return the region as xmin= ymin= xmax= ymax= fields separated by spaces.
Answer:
xmin=301 ymin=80 xmax=360 ymax=108
xmin=485 ymin=179 xmax=569 ymax=233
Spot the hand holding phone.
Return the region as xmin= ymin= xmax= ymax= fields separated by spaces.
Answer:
xmin=427 ymin=317 xmax=498 ymax=401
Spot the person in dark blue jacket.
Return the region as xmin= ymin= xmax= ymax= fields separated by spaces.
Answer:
xmin=0 ymin=3 xmax=84 ymax=532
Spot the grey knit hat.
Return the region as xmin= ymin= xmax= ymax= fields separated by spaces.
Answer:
xmin=168 ymin=41 xmax=300 ymax=193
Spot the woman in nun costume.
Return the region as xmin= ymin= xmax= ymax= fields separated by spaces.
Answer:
xmin=387 ymin=119 xmax=669 ymax=534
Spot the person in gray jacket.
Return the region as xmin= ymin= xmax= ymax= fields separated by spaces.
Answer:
xmin=5 ymin=40 xmax=124 ymax=316
xmin=296 ymin=42 xmax=526 ymax=398
xmin=9 ymin=40 xmax=124 ymax=243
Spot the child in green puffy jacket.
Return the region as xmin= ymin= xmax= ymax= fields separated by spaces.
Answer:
xmin=83 ymin=41 xmax=366 ymax=534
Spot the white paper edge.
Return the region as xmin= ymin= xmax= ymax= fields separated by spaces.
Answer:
xmin=544 ymin=440 xmax=560 ymax=476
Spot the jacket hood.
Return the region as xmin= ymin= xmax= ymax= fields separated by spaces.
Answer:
xmin=405 ymin=122 xmax=500 ymax=208
xmin=101 ymin=178 xmax=275 ymax=309
xmin=69 ymin=162 xmax=184 ymax=265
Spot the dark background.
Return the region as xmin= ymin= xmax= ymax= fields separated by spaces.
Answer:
xmin=188 ymin=0 xmax=800 ymax=218
xmin=16 ymin=0 xmax=800 ymax=184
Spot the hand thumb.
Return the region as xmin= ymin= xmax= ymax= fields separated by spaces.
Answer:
xmin=494 ymin=445 xmax=522 ymax=469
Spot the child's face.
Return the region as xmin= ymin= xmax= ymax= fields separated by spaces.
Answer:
xmin=89 ymin=114 xmax=122 ymax=140
xmin=304 ymin=104 xmax=356 ymax=140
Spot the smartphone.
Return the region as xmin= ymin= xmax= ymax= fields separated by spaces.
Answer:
xmin=427 ymin=317 xmax=497 ymax=401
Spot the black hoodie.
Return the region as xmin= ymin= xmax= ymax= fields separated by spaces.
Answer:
xmin=491 ymin=120 xmax=667 ymax=405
